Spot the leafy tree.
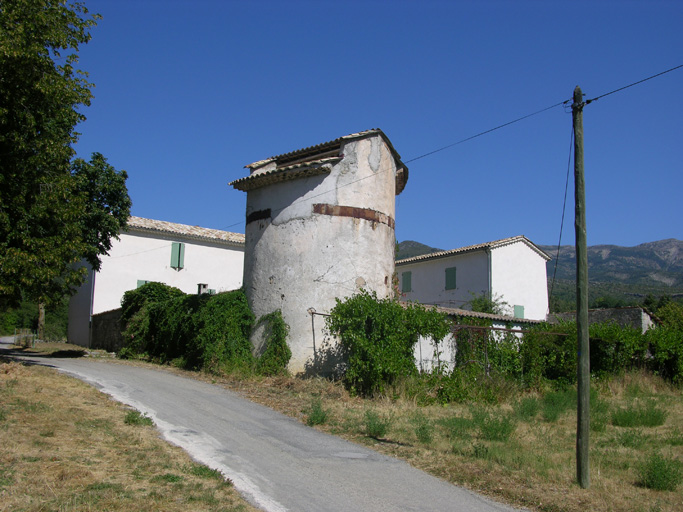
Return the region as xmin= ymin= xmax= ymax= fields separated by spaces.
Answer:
xmin=0 ymin=1 xmax=130 ymax=326
xmin=467 ymin=292 xmax=509 ymax=316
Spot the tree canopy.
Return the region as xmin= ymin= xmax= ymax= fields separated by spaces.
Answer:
xmin=0 ymin=0 xmax=131 ymax=308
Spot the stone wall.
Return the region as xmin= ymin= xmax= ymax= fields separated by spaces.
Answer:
xmin=91 ymin=309 xmax=124 ymax=352
xmin=548 ymin=307 xmax=655 ymax=333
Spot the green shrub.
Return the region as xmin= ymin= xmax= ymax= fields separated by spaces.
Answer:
xmin=611 ymin=400 xmax=667 ymax=428
xmin=124 ymin=410 xmax=154 ymax=426
xmin=638 ymin=452 xmax=683 ymax=491
xmin=193 ymin=290 xmax=255 ymax=373
xmin=255 ymin=310 xmax=291 ymax=376
xmin=520 ymin=321 xmax=577 ymax=387
xmin=326 ymin=290 xmax=450 ymax=397
xmin=541 ymin=388 xmax=575 ymax=422
xmin=305 ymin=398 xmax=328 ymax=427
xmin=364 ymin=409 xmax=391 ymax=439
xmin=589 ymin=321 xmax=647 ymax=376
xmin=515 ymin=396 xmax=540 ymax=421
xmin=120 ymin=282 xmax=185 ymax=355
xmin=120 ymin=282 xmax=185 ymax=328
xmin=471 ymin=407 xmax=516 ymax=441
xmin=437 ymin=415 xmax=473 ymax=440
xmin=412 ymin=412 xmax=434 ymax=445
xmin=646 ymin=326 xmax=683 ymax=384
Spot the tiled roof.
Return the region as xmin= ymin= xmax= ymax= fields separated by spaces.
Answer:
xmin=405 ymin=303 xmax=543 ymax=325
xmin=231 ymin=129 xmax=408 ymax=194
xmin=230 ymin=156 xmax=339 ymax=192
xmin=127 ymin=217 xmax=245 ymax=245
xmin=396 ymin=235 xmax=551 ymax=265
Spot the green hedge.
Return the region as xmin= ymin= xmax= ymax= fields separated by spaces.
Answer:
xmin=118 ymin=285 xmax=289 ymax=375
xmin=326 ymin=289 xmax=450 ymax=397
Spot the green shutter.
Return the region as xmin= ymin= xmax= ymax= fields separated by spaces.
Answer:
xmin=401 ymin=271 xmax=412 ymax=293
xmin=445 ymin=267 xmax=457 ymax=290
xmin=514 ymin=305 xmax=524 ymax=319
xmin=171 ymin=242 xmax=185 ymax=269
xmin=137 ymin=280 xmax=148 ymax=288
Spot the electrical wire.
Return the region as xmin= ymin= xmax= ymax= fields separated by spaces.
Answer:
xmin=548 ymin=124 xmax=575 ymax=306
xmin=585 ymin=64 xmax=683 ymax=105
xmin=404 ymin=101 xmax=568 ymax=164
xmin=217 ymin=64 xmax=683 ymax=233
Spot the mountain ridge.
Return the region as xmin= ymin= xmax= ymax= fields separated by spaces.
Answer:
xmin=397 ymin=239 xmax=683 ymax=296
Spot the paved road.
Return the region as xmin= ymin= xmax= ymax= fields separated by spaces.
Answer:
xmin=1 ymin=338 xmax=524 ymax=512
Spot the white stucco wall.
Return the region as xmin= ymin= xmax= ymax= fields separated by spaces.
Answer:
xmin=397 ymin=250 xmax=489 ymax=309
xmin=490 ymin=241 xmax=549 ymax=320
xmin=68 ymin=230 xmax=245 ymax=347
xmin=243 ymin=135 xmax=401 ymax=373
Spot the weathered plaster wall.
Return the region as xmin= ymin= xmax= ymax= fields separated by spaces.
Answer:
xmin=490 ymin=242 xmax=549 ymax=320
xmin=89 ymin=231 xmax=244 ymax=316
xmin=243 ymin=136 xmax=400 ymax=372
xmin=68 ymin=230 xmax=244 ymax=347
xmin=397 ymin=251 xmax=489 ymax=309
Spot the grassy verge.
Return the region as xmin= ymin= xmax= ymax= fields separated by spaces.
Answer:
xmin=5 ymin=342 xmax=683 ymax=512
xmin=0 ymin=355 xmax=257 ymax=512
xmin=229 ymin=373 xmax=683 ymax=512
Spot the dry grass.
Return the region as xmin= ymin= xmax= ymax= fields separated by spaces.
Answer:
xmin=4 ymin=343 xmax=683 ymax=512
xmin=0 ymin=357 xmax=258 ymax=512
xmin=225 ymin=371 xmax=683 ymax=512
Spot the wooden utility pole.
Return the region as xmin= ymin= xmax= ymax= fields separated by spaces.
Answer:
xmin=573 ymin=85 xmax=590 ymax=489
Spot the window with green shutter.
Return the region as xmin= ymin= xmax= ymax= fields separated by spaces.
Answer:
xmin=171 ymin=242 xmax=185 ymax=270
xmin=137 ymin=280 xmax=150 ymax=288
xmin=445 ymin=267 xmax=457 ymax=290
xmin=401 ymin=271 xmax=412 ymax=293
xmin=514 ymin=305 xmax=525 ymax=319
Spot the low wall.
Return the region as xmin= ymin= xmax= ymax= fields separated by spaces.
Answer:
xmin=91 ymin=309 xmax=124 ymax=352
xmin=548 ymin=307 xmax=654 ymax=334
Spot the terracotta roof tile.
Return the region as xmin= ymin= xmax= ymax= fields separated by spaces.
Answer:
xmin=127 ymin=217 xmax=245 ymax=245
xmin=233 ymin=129 xmax=408 ymax=194
xmin=396 ymin=235 xmax=551 ymax=265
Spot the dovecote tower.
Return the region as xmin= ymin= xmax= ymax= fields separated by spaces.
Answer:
xmin=230 ymin=129 xmax=408 ymax=373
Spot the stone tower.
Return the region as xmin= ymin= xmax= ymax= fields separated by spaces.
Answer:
xmin=230 ymin=129 xmax=408 ymax=373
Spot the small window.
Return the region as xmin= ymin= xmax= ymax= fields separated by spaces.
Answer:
xmin=137 ymin=280 xmax=150 ymax=288
xmin=171 ymin=242 xmax=185 ymax=269
xmin=445 ymin=267 xmax=457 ymax=290
xmin=514 ymin=305 xmax=525 ymax=319
xmin=401 ymin=271 xmax=412 ymax=293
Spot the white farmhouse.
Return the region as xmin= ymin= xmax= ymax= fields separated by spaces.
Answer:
xmin=396 ymin=235 xmax=550 ymax=321
xmin=68 ymin=216 xmax=245 ymax=347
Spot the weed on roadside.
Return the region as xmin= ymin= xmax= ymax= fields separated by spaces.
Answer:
xmin=124 ymin=410 xmax=154 ymax=426
xmin=515 ymin=396 xmax=540 ymax=421
xmin=411 ymin=412 xmax=434 ymax=445
xmin=638 ymin=452 xmax=683 ymax=491
xmin=612 ymin=400 xmax=667 ymax=428
xmin=364 ymin=409 xmax=391 ymax=439
xmin=471 ymin=406 xmax=516 ymax=441
xmin=305 ymin=397 xmax=328 ymax=426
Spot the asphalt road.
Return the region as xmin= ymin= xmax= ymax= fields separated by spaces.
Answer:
xmin=1 ymin=338 xmax=525 ymax=512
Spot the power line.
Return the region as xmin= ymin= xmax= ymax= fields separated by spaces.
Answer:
xmin=404 ymin=101 xmax=568 ymax=164
xmin=218 ymin=64 xmax=683 ymax=233
xmin=548 ymin=124 xmax=575 ymax=305
xmin=585 ymin=64 xmax=683 ymax=105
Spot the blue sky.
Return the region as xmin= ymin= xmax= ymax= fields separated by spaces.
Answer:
xmin=73 ymin=0 xmax=682 ymax=250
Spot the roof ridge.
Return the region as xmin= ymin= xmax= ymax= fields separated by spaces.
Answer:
xmin=127 ymin=216 xmax=245 ymax=245
xmin=397 ymin=235 xmax=550 ymax=264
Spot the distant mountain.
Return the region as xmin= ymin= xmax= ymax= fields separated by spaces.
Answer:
xmin=397 ymin=239 xmax=683 ymax=307
xmin=539 ymin=239 xmax=683 ymax=288
xmin=396 ymin=240 xmax=444 ymax=260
